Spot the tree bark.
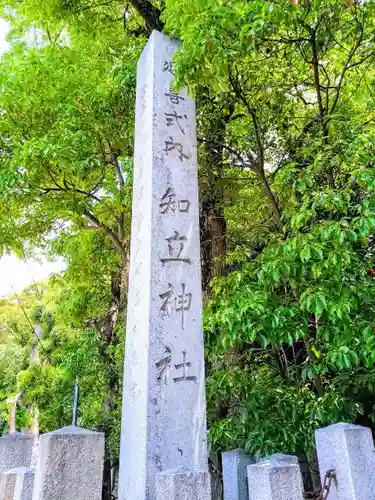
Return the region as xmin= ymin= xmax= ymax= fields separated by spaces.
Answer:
xmin=129 ymin=0 xmax=164 ymax=32
xmin=199 ymin=109 xmax=229 ymax=296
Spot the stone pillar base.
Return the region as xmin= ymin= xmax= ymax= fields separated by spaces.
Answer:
xmin=156 ymin=468 xmax=211 ymax=500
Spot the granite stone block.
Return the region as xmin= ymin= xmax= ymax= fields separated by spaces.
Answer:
xmin=0 ymin=469 xmax=17 ymax=500
xmin=316 ymin=423 xmax=375 ymax=500
xmin=0 ymin=468 xmax=34 ymax=500
xmin=0 ymin=435 xmax=33 ymax=475
xmin=222 ymin=449 xmax=254 ymax=500
xmin=156 ymin=468 xmax=210 ymax=500
xmin=247 ymin=458 xmax=304 ymax=500
xmin=32 ymin=425 xmax=104 ymax=500
xmin=259 ymin=453 xmax=299 ymax=465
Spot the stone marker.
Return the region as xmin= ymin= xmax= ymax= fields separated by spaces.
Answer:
xmin=13 ymin=468 xmax=33 ymax=500
xmin=118 ymin=30 xmax=209 ymax=500
xmin=0 ymin=434 xmax=33 ymax=475
xmin=32 ymin=425 xmax=104 ymax=500
xmin=222 ymin=449 xmax=254 ymax=500
xmin=0 ymin=468 xmax=34 ymax=500
xmin=315 ymin=423 xmax=375 ymax=500
xmin=156 ymin=468 xmax=210 ymax=500
xmin=247 ymin=456 xmax=304 ymax=500
xmin=0 ymin=469 xmax=16 ymax=500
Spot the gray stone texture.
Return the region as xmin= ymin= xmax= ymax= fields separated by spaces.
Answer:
xmin=247 ymin=458 xmax=304 ymax=500
xmin=259 ymin=453 xmax=299 ymax=465
xmin=156 ymin=468 xmax=210 ymax=500
xmin=0 ymin=468 xmax=34 ymax=500
xmin=119 ymin=30 xmax=208 ymax=500
xmin=0 ymin=469 xmax=17 ymax=500
xmin=0 ymin=435 xmax=33 ymax=475
xmin=315 ymin=423 xmax=375 ymax=500
xmin=14 ymin=468 xmax=33 ymax=500
xmin=222 ymin=449 xmax=254 ymax=500
xmin=32 ymin=425 xmax=104 ymax=500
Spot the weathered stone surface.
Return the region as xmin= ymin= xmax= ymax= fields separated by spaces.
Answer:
xmin=119 ymin=30 xmax=208 ymax=500
xmin=259 ymin=453 xmax=299 ymax=465
xmin=0 ymin=435 xmax=33 ymax=475
xmin=247 ymin=458 xmax=304 ymax=500
xmin=315 ymin=423 xmax=375 ymax=500
xmin=14 ymin=468 xmax=33 ymax=500
xmin=32 ymin=425 xmax=104 ymax=500
xmin=156 ymin=468 xmax=210 ymax=500
xmin=0 ymin=469 xmax=17 ymax=500
xmin=222 ymin=449 xmax=254 ymax=500
xmin=0 ymin=468 xmax=34 ymax=500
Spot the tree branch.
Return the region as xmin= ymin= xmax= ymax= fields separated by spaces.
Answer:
xmin=108 ymin=141 xmax=125 ymax=187
xmin=73 ymin=0 xmax=120 ymax=13
xmin=310 ymin=29 xmax=335 ymax=188
xmin=329 ymin=24 xmax=364 ymax=117
xmin=128 ymin=0 xmax=164 ymax=32
xmin=83 ymin=209 xmax=127 ymax=260
xmin=228 ymin=68 xmax=284 ymax=232
xmin=198 ymin=138 xmax=247 ymax=168
xmin=107 ymin=141 xmax=126 ymax=242
xmin=260 ymin=36 xmax=309 ymax=45
xmin=39 ymin=185 xmax=101 ymax=203
xmin=311 ymin=32 xmax=326 ymax=135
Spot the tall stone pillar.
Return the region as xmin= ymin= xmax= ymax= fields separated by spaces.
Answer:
xmin=118 ymin=30 xmax=209 ymax=500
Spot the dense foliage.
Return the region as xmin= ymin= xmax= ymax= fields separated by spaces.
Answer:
xmin=2 ymin=0 xmax=375 ymax=496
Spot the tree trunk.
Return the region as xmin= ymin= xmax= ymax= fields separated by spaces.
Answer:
xmin=99 ymin=265 xmax=127 ymax=500
xmin=200 ymin=199 xmax=227 ymax=295
xmin=199 ymin=103 xmax=231 ymax=296
xmin=129 ymin=0 xmax=164 ymax=32
xmin=101 ymin=447 xmax=112 ymax=500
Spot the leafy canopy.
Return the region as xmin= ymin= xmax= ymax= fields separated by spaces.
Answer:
xmin=2 ymin=0 xmax=375 ymax=473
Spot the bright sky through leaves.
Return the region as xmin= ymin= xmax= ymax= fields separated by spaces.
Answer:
xmin=0 ymin=20 xmax=65 ymax=296
xmin=0 ymin=18 xmax=9 ymax=52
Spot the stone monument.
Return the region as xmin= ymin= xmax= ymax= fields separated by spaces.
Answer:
xmin=118 ymin=30 xmax=210 ymax=500
xmin=32 ymin=425 xmax=104 ymax=500
xmin=0 ymin=434 xmax=33 ymax=476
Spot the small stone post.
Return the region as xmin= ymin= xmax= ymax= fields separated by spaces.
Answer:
xmin=0 ymin=434 xmax=33 ymax=475
xmin=247 ymin=454 xmax=304 ymax=500
xmin=315 ymin=423 xmax=375 ymax=500
xmin=0 ymin=469 xmax=16 ymax=500
xmin=222 ymin=449 xmax=254 ymax=500
xmin=0 ymin=468 xmax=34 ymax=500
xmin=32 ymin=425 xmax=105 ymax=500
xmin=156 ymin=468 xmax=210 ymax=500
